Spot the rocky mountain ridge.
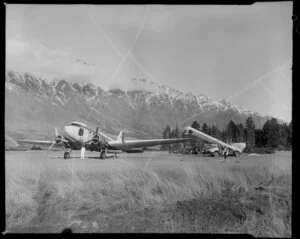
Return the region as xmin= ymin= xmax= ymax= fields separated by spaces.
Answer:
xmin=5 ymin=70 xmax=271 ymax=141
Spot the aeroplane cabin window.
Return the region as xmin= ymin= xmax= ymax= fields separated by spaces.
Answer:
xmin=78 ymin=128 xmax=84 ymax=136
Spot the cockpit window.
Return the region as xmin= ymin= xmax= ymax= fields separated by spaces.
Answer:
xmin=71 ymin=122 xmax=87 ymax=127
xmin=78 ymin=128 xmax=84 ymax=136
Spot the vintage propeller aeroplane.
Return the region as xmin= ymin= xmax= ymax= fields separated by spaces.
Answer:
xmin=182 ymin=126 xmax=246 ymax=156
xmin=18 ymin=121 xmax=193 ymax=159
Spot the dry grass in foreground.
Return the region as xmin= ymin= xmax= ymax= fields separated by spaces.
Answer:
xmin=5 ymin=152 xmax=291 ymax=236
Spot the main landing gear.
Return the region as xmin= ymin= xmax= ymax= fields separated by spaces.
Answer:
xmin=100 ymin=148 xmax=107 ymax=160
xmin=63 ymin=147 xmax=72 ymax=159
xmin=64 ymin=152 xmax=70 ymax=159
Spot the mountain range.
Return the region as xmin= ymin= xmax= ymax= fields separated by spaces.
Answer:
xmin=5 ymin=70 xmax=272 ymax=145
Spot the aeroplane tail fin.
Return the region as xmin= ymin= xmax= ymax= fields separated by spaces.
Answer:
xmin=116 ymin=131 xmax=125 ymax=143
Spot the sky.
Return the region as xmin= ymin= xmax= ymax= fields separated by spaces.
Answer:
xmin=6 ymin=3 xmax=292 ymax=122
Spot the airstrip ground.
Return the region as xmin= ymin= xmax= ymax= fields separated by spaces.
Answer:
xmin=5 ymin=150 xmax=291 ymax=236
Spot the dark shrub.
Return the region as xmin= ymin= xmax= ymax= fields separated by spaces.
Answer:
xmin=245 ymin=147 xmax=275 ymax=154
xmin=31 ymin=145 xmax=42 ymax=150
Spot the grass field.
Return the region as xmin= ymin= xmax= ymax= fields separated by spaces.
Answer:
xmin=5 ymin=150 xmax=291 ymax=236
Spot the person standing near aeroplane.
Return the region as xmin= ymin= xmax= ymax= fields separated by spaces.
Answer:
xmin=81 ymin=144 xmax=86 ymax=160
xmin=223 ymin=147 xmax=228 ymax=160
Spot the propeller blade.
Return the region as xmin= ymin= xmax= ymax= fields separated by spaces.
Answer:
xmin=96 ymin=127 xmax=99 ymax=135
xmin=55 ymin=127 xmax=58 ymax=137
xmin=49 ymin=141 xmax=55 ymax=150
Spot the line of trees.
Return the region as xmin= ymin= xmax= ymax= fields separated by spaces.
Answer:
xmin=161 ymin=124 xmax=181 ymax=150
xmin=161 ymin=117 xmax=292 ymax=151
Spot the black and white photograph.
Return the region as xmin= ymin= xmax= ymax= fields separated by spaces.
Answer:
xmin=5 ymin=3 xmax=292 ymax=236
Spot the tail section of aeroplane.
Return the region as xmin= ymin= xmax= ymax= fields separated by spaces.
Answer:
xmin=116 ymin=131 xmax=125 ymax=143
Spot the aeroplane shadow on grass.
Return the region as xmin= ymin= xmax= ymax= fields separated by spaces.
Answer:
xmin=50 ymin=155 xmax=117 ymax=160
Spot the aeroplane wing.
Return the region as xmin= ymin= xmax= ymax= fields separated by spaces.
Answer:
xmin=108 ymin=138 xmax=192 ymax=150
xmin=18 ymin=140 xmax=56 ymax=146
xmin=17 ymin=140 xmax=65 ymax=148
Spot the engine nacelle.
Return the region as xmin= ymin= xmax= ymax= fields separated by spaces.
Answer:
xmin=55 ymin=135 xmax=63 ymax=144
xmin=89 ymin=140 xmax=107 ymax=151
xmin=92 ymin=135 xmax=100 ymax=143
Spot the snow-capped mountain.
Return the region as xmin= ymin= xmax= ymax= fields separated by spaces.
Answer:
xmin=5 ymin=70 xmax=271 ymax=140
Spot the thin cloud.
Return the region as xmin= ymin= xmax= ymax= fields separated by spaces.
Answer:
xmin=225 ymin=59 xmax=292 ymax=102
xmin=111 ymin=5 xmax=150 ymax=80
xmin=6 ymin=38 xmax=109 ymax=84
xmin=259 ymin=81 xmax=290 ymax=112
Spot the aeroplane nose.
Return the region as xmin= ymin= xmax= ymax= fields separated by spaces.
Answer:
xmin=184 ymin=126 xmax=191 ymax=130
xmin=183 ymin=126 xmax=194 ymax=136
xmin=64 ymin=126 xmax=72 ymax=137
xmin=183 ymin=126 xmax=191 ymax=134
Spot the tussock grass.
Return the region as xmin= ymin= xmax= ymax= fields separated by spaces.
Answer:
xmin=6 ymin=152 xmax=291 ymax=235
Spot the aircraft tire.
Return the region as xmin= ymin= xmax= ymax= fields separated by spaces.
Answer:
xmin=234 ymin=151 xmax=241 ymax=157
xmin=100 ymin=151 xmax=106 ymax=160
xmin=213 ymin=151 xmax=219 ymax=157
xmin=64 ymin=152 xmax=70 ymax=159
